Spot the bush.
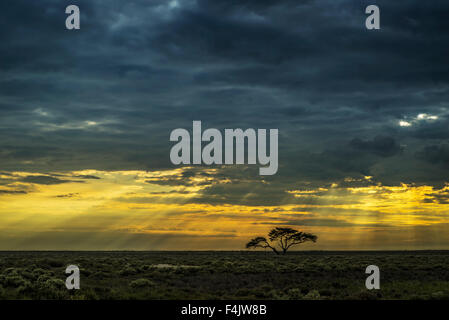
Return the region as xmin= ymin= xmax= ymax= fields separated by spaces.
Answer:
xmin=353 ymin=290 xmax=380 ymax=300
xmin=319 ymin=289 xmax=333 ymax=297
xmin=120 ymin=267 xmax=138 ymax=276
xmin=46 ymin=259 xmax=64 ymax=268
xmin=43 ymin=278 xmax=66 ymax=290
xmin=431 ymin=291 xmax=449 ymax=299
xmin=3 ymin=275 xmax=27 ymax=288
xmin=287 ymin=288 xmax=303 ymax=300
xmin=304 ymin=290 xmax=320 ymax=300
xmin=129 ymin=278 xmax=154 ymax=289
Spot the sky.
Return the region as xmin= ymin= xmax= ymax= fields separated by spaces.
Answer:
xmin=0 ymin=0 xmax=449 ymax=250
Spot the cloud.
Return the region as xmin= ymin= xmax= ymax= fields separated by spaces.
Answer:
xmin=71 ymin=175 xmax=101 ymax=180
xmin=416 ymin=144 xmax=449 ymax=166
xmin=0 ymin=190 xmax=27 ymax=195
xmin=349 ymin=136 xmax=403 ymax=157
xmin=255 ymin=218 xmax=392 ymax=228
xmin=55 ymin=193 xmax=80 ymax=198
xmin=20 ymin=175 xmax=83 ymax=185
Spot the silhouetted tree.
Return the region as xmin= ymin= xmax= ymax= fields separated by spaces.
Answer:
xmin=246 ymin=227 xmax=317 ymax=255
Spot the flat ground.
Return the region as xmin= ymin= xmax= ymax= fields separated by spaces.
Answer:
xmin=0 ymin=251 xmax=448 ymax=300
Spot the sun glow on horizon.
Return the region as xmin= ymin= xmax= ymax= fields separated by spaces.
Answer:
xmin=1 ymin=168 xmax=449 ymax=250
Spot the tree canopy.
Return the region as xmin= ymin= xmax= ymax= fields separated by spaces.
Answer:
xmin=246 ymin=227 xmax=317 ymax=255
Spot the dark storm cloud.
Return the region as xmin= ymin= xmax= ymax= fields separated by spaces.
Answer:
xmin=20 ymin=175 xmax=83 ymax=185
xmin=349 ymin=136 xmax=402 ymax=157
xmin=1 ymin=0 xmax=449 ymax=189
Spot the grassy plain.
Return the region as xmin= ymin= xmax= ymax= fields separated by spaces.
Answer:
xmin=0 ymin=251 xmax=448 ymax=300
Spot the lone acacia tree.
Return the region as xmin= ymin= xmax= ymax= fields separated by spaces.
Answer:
xmin=246 ymin=227 xmax=317 ymax=255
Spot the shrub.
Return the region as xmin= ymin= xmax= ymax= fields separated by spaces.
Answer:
xmin=3 ymin=275 xmax=27 ymax=288
xmin=46 ymin=259 xmax=64 ymax=268
xmin=319 ymin=289 xmax=333 ymax=297
xmin=120 ymin=267 xmax=138 ymax=276
xmin=44 ymin=278 xmax=66 ymax=290
xmin=304 ymin=290 xmax=320 ymax=300
xmin=353 ymin=290 xmax=379 ymax=300
xmin=287 ymin=288 xmax=303 ymax=300
xmin=431 ymin=291 xmax=449 ymax=299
